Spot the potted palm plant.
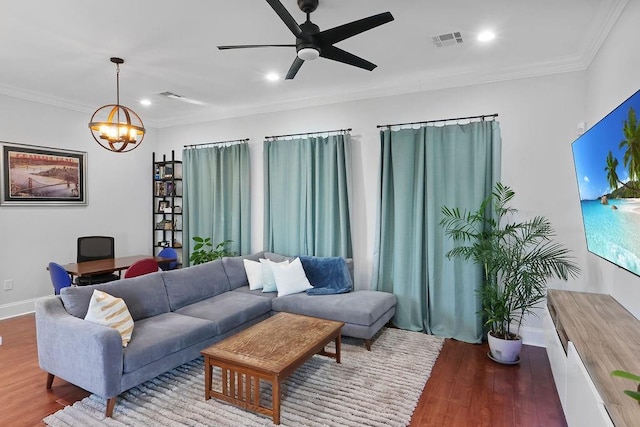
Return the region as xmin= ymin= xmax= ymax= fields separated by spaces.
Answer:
xmin=440 ymin=182 xmax=580 ymax=363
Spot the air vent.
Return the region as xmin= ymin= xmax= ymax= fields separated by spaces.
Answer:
xmin=432 ymin=31 xmax=463 ymax=47
xmin=157 ymin=91 xmax=205 ymax=105
xmin=158 ymin=91 xmax=185 ymax=100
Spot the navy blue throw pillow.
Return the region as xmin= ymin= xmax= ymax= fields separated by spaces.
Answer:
xmin=299 ymin=256 xmax=352 ymax=295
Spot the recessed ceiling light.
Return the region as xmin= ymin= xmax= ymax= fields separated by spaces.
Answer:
xmin=266 ymin=72 xmax=280 ymax=82
xmin=140 ymin=99 xmax=152 ymax=106
xmin=478 ymin=30 xmax=496 ymax=42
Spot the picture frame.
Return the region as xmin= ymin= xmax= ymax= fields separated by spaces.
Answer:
xmin=158 ymin=200 xmax=170 ymax=213
xmin=1 ymin=142 xmax=87 ymax=206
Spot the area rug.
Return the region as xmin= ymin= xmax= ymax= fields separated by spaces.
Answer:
xmin=43 ymin=328 xmax=444 ymax=427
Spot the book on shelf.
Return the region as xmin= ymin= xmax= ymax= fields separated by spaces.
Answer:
xmin=155 ymin=181 xmax=165 ymax=196
xmin=155 ymin=219 xmax=175 ymax=230
xmin=155 ymin=182 xmax=178 ymax=197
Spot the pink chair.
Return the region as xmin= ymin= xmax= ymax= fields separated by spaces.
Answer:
xmin=124 ymin=258 xmax=159 ymax=279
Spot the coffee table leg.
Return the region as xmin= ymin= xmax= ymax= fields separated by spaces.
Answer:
xmin=204 ymin=356 xmax=211 ymax=400
xmin=335 ymin=334 xmax=341 ymax=364
xmin=273 ymin=379 xmax=281 ymax=425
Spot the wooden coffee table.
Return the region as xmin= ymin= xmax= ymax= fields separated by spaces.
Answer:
xmin=201 ymin=312 xmax=344 ymax=424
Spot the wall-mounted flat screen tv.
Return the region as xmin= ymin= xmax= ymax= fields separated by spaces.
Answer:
xmin=572 ymin=89 xmax=640 ymax=276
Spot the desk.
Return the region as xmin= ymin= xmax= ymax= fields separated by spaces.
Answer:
xmin=60 ymin=255 xmax=176 ymax=278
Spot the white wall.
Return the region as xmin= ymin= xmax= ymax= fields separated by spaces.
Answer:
xmin=0 ymin=96 xmax=157 ymax=318
xmin=582 ymin=0 xmax=640 ymax=315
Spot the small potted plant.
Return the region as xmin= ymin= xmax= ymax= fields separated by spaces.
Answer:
xmin=440 ymin=182 xmax=580 ymax=363
xmin=189 ymin=237 xmax=236 ymax=265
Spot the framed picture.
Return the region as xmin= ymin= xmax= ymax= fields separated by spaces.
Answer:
xmin=158 ymin=200 xmax=170 ymax=213
xmin=1 ymin=142 xmax=87 ymax=206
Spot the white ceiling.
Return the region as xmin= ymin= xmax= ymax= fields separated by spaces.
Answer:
xmin=0 ymin=0 xmax=628 ymax=128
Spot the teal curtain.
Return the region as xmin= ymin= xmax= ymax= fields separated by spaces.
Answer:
xmin=372 ymin=121 xmax=501 ymax=343
xmin=182 ymin=143 xmax=251 ymax=265
xmin=264 ymin=134 xmax=352 ymax=257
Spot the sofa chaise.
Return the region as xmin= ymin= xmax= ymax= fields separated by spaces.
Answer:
xmin=35 ymin=251 xmax=396 ymax=417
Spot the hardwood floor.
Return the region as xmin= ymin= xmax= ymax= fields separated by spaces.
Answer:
xmin=412 ymin=338 xmax=567 ymax=427
xmin=0 ymin=314 xmax=566 ymax=426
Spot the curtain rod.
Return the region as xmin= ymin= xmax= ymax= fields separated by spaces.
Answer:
xmin=183 ymin=138 xmax=249 ymax=149
xmin=265 ymin=128 xmax=352 ymax=140
xmin=377 ymin=113 xmax=499 ymax=129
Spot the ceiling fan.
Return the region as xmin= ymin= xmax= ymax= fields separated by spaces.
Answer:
xmin=217 ymin=0 xmax=394 ymax=80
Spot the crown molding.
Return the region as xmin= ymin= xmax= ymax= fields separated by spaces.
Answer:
xmin=153 ymin=57 xmax=589 ymax=128
xmin=580 ymin=0 xmax=629 ymax=68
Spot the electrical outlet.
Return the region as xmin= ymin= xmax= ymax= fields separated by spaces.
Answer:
xmin=3 ymin=279 xmax=13 ymax=290
xmin=0 ymin=336 xmax=3 ymax=345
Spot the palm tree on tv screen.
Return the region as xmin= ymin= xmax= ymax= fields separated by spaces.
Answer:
xmin=604 ymin=107 xmax=640 ymax=195
xmin=605 ymin=151 xmax=620 ymax=191
xmin=620 ymin=107 xmax=640 ymax=187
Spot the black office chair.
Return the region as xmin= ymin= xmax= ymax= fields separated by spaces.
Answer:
xmin=76 ymin=236 xmax=120 ymax=285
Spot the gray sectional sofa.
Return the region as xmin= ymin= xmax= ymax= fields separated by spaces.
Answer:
xmin=35 ymin=251 xmax=396 ymax=417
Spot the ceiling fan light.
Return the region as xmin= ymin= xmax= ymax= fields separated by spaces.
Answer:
xmin=297 ymin=47 xmax=320 ymax=61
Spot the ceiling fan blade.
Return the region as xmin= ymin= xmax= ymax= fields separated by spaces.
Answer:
xmin=285 ymin=57 xmax=305 ymax=80
xmin=317 ymin=12 xmax=394 ymax=45
xmin=266 ymin=0 xmax=303 ymax=38
xmin=218 ymin=44 xmax=295 ymax=50
xmin=319 ymin=45 xmax=376 ymax=71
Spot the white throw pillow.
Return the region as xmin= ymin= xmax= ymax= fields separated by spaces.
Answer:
xmin=244 ymin=259 xmax=264 ymax=290
xmin=84 ymin=289 xmax=134 ymax=347
xmin=270 ymin=257 xmax=313 ymax=297
xmin=261 ymin=259 xmax=289 ymax=292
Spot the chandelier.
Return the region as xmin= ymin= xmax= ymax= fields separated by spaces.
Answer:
xmin=88 ymin=57 xmax=145 ymax=153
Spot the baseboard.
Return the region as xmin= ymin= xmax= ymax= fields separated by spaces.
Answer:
xmin=519 ymin=325 xmax=545 ymax=348
xmin=0 ymin=298 xmax=36 ymax=320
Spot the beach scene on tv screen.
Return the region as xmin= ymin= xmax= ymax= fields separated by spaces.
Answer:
xmin=572 ymin=89 xmax=640 ymax=276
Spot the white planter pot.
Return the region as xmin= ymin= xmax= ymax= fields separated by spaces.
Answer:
xmin=488 ymin=331 xmax=522 ymax=364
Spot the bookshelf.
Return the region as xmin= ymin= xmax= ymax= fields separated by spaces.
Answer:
xmin=153 ymin=150 xmax=182 ymax=267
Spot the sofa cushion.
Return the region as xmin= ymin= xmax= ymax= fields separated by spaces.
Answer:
xmin=84 ymin=290 xmax=134 ymax=347
xmin=265 ymin=252 xmax=354 ymax=283
xmin=264 ymin=252 xmax=295 ymax=263
xmin=123 ymin=312 xmax=216 ymax=373
xmin=222 ymin=251 xmax=265 ymax=290
xmin=271 ymin=257 xmax=313 ymax=297
xmin=232 ymin=285 xmax=279 ymax=300
xmin=271 ymin=290 xmax=396 ymax=327
xmin=60 ymin=272 xmax=170 ymax=321
xmin=299 ymin=256 xmax=352 ymax=295
xmin=260 ymin=259 xmax=288 ymax=293
xmin=161 ymin=259 xmax=230 ymax=311
xmin=243 ymin=259 xmax=264 ymax=290
xmin=175 ymin=292 xmax=272 ymax=335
